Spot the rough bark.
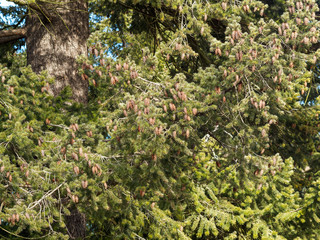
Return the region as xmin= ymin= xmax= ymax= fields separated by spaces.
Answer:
xmin=65 ymin=208 xmax=86 ymax=239
xmin=26 ymin=0 xmax=89 ymax=103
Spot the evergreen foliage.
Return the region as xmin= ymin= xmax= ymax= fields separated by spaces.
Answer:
xmin=1 ymin=0 xmax=320 ymax=239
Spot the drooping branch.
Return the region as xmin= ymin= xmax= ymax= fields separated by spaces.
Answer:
xmin=0 ymin=28 xmax=26 ymax=44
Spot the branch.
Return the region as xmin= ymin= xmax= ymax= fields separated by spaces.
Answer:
xmin=8 ymin=0 xmax=27 ymax=5
xmin=0 ymin=15 xmax=26 ymax=31
xmin=28 ymin=182 xmax=66 ymax=209
xmin=9 ymin=0 xmax=40 ymax=9
xmin=0 ymin=28 xmax=26 ymax=44
xmin=9 ymin=0 xmax=52 ymax=19
xmin=138 ymin=76 xmax=164 ymax=87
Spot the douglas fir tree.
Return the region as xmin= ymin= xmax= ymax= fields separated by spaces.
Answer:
xmin=1 ymin=0 xmax=320 ymax=239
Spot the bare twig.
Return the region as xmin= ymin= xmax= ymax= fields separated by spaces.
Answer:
xmin=28 ymin=182 xmax=66 ymax=209
xmin=138 ymin=76 xmax=164 ymax=87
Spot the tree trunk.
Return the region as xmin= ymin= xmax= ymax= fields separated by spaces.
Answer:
xmin=26 ymin=0 xmax=89 ymax=103
xmin=25 ymin=1 xmax=89 ymax=238
xmin=65 ymin=208 xmax=86 ymax=239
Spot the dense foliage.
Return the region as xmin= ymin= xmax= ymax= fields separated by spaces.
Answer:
xmin=1 ymin=0 xmax=320 ymax=239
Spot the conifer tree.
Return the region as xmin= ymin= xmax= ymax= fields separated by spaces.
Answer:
xmin=1 ymin=0 xmax=320 ymax=239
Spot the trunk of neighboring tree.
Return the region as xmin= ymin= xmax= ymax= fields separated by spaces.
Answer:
xmin=26 ymin=0 xmax=89 ymax=103
xmin=65 ymin=208 xmax=86 ymax=239
xmin=25 ymin=1 xmax=89 ymax=238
